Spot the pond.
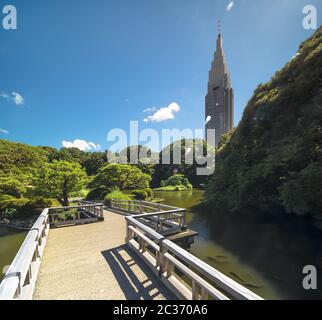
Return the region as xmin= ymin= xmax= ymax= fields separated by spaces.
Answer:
xmin=154 ymin=189 xmax=322 ymax=300
xmin=0 ymin=226 xmax=27 ymax=281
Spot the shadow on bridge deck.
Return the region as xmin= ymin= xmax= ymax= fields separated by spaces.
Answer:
xmin=101 ymin=245 xmax=176 ymax=300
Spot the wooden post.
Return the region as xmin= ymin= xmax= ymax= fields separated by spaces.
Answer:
xmin=140 ymin=200 xmax=143 ymax=213
xmin=201 ymin=288 xmax=208 ymax=300
xmin=182 ymin=210 xmax=187 ymax=228
xmin=125 ymin=219 xmax=130 ymax=243
xmin=157 ymin=239 xmax=166 ymax=278
xmin=166 ymin=259 xmax=174 ymax=278
xmin=192 ymin=281 xmax=200 ymax=300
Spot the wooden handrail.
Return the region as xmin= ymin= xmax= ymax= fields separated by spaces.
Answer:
xmin=0 ymin=209 xmax=49 ymax=300
xmin=0 ymin=203 xmax=104 ymax=300
xmin=125 ymin=215 xmax=263 ymax=301
xmin=110 ymin=199 xmax=187 ymax=231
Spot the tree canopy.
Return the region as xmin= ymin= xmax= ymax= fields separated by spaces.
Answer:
xmin=89 ymin=164 xmax=151 ymax=191
xmin=35 ymin=160 xmax=88 ymax=206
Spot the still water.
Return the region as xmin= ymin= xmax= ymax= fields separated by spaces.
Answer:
xmin=154 ymin=190 xmax=322 ymax=300
xmin=0 ymin=227 xmax=27 ymax=281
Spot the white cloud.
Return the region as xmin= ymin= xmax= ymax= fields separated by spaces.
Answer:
xmin=0 ymin=92 xmax=24 ymax=105
xmin=11 ymin=92 xmax=24 ymax=105
xmin=62 ymin=139 xmax=101 ymax=151
xmin=227 ymin=1 xmax=234 ymax=12
xmin=0 ymin=129 xmax=9 ymax=134
xmin=0 ymin=93 xmax=10 ymax=100
xmin=143 ymin=102 xmax=180 ymax=123
xmin=143 ymin=107 xmax=157 ymax=113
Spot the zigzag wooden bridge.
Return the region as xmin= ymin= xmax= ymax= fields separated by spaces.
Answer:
xmin=0 ymin=200 xmax=263 ymax=300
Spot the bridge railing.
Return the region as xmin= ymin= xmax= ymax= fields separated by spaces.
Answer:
xmin=0 ymin=209 xmax=49 ymax=300
xmin=0 ymin=203 xmax=103 ymax=300
xmin=48 ymin=203 xmax=104 ymax=228
xmin=125 ymin=215 xmax=263 ymax=301
xmin=110 ymin=199 xmax=187 ymax=233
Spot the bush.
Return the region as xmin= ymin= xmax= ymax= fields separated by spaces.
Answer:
xmin=0 ymin=178 xmax=26 ymax=198
xmin=167 ymin=174 xmax=184 ymax=186
xmin=1 ymin=208 xmax=17 ymax=219
xmin=143 ymin=188 xmax=153 ymax=198
xmin=131 ymin=190 xmax=148 ymax=200
xmin=104 ymin=190 xmax=131 ymax=206
xmin=0 ymin=197 xmax=53 ymax=219
xmin=86 ymin=187 xmax=111 ymax=201
xmin=155 ymin=175 xmax=193 ymax=191
xmin=0 ymin=194 xmax=15 ymax=201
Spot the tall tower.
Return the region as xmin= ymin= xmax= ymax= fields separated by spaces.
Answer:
xmin=205 ymin=22 xmax=234 ymax=147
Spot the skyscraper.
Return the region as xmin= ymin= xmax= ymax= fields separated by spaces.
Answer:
xmin=205 ymin=23 xmax=234 ymax=147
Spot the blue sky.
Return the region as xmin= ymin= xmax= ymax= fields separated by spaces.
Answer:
xmin=0 ymin=0 xmax=321 ymax=151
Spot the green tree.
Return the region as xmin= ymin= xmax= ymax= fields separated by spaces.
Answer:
xmin=82 ymin=152 xmax=107 ymax=176
xmin=89 ymin=164 xmax=151 ymax=191
xmin=0 ymin=178 xmax=26 ymax=198
xmin=36 ymin=161 xmax=88 ymax=206
xmin=152 ymin=139 xmax=215 ymax=188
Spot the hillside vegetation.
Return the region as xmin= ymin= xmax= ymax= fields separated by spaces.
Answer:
xmin=205 ymin=26 xmax=322 ymax=218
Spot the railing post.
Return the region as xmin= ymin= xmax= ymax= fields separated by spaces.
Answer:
xmin=182 ymin=210 xmax=187 ymax=229
xmin=201 ymin=288 xmax=208 ymax=300
xmin=192 ymin=281 xmax=200 ymax=300
xmin=140 ymin=200 xmax=143 ymax=213
xmin=157 ymin=239 xmax=166 ymax=278
xmin=100 ymin=205 xmax=103 ymax=218
xmin=125 ymin=219 xmax=130 ymax=243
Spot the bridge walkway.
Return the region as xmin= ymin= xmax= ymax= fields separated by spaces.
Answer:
xmin=33 ymin=210 xmax=175 ymax=300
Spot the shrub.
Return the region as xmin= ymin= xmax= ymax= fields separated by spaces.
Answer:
xmin=142 ymin=188 xmax=153 ymax=198
xmin=167 ymin=174 xmax=184 ymax=186
xmin=1 ymin=208 xmax=17 ymax=219
xmin=86 ymin=187 xmax=111 ymax=201
xmin=156 ymin=175 xmax=193 ymax=191
xmin=0 ymin=194 xmax=15 ymax=201
xmin=0 ymin=178 xmax=26 ymax=198
xmin=131 ymin=190 xmax=148 ymax=200
xmin=104 ymin=190 xmax=131 ymax=206
xmin=0 ymin=197 xmax=53 ymax=219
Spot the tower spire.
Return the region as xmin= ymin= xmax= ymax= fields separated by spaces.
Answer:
xmin=216 ymin=20 xmax=223 ymax=51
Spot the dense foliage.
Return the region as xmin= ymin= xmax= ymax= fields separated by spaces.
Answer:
xmin=89 ymin=164 xmax=151 ymax=191
xmin=35 ymin=160 xmax=88 ymax=206
xmin=152 ymin=139 xmax=215 ymax=188
xmin=156 ymin=174 xmax=193 ymax=191
xmin=104 ymin=190 xmax=131 ymax=206
xmin=205 ymin=27 xmax=322 ymax=218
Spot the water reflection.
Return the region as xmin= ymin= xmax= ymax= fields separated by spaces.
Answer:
xmin=0 ymin=227 xmax=27 ymax=281
xmin=154 ymin=190 xmax=322 ymax=300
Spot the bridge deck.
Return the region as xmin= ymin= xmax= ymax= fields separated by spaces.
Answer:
xmin=33 ymin=210 xmax=175 ymax=300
